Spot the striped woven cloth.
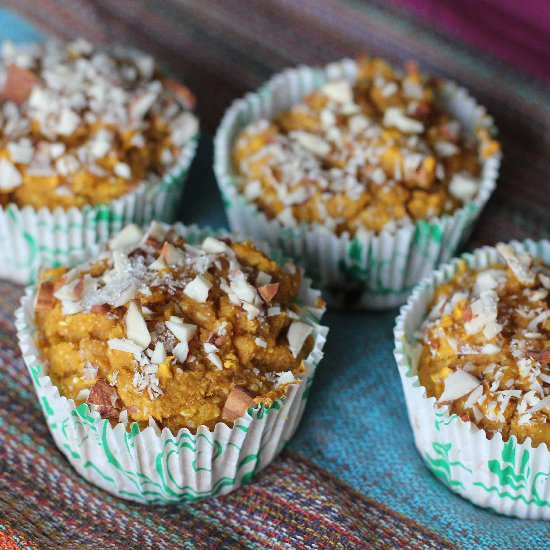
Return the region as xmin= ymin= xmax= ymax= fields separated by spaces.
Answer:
xmin=0 ymin=3 xmax=549 ymax=548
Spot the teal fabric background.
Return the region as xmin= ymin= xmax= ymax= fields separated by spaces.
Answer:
xmin=1 ymin=7 xmax=550 ymax=548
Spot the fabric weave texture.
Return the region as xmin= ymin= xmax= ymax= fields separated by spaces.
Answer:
xmin=0 ymin=3 xmax=549 ymax=548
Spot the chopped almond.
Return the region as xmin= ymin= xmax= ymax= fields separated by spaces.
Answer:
xmin=1 ymin=64 xmax=40 ymax=104
xmin=530 ymin=348 xmax=550 ymax=364
xmin=257 ymin=282 xmax=280 ymax=304
xmin=91 ymin=304 xmax=110 ymax=315
xmin=164 ymin=79 xmax=196 ymax=109
xmin=87 ymin=379 xmax=122 ymax=419
xmin=35 ymin=280 xmax=55 ymax=312
xmin=222 ymin=386 xmax=255 ymax=422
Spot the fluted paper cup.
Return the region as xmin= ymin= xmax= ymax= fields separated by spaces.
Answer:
xmin=15 ymin=223 xmax=328 ymax=504
xmin=214 ymin=58 xmax=500 ymax=309
xmin=394 ymin=239 xmax=550 ymax=519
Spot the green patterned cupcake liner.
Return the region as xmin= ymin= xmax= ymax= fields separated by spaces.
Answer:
xmin=15 ymin=223 xmax=328 ymax=504
xmin=394 ymin=239 xmax=550 ymax=519
xmin=214 ymin=58 xmax=500 ymax=310
xmin=0 ymin=131 xmax=198 ymax=285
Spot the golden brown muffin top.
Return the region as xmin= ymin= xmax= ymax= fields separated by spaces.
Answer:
xmin=416 ymin=244 xmax=550 ymax=446
xmin=234 ymin=58 xmax=499 ymax=236
xmin=0 ymin=39 xmax=197 ymax=209
xmin=34 ymin=223 xmax=321 ymax=433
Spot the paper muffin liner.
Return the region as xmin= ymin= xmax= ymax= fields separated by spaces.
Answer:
xmin=394 ymin=239 xmax=550 ymax=519
xmin=15 ymin=223 xmax=328 ymax=504
xmin=214 ymin=58 xmax=501 ymax=310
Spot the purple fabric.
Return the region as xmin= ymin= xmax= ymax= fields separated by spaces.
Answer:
xmin=389 ymin=0 xmax=550 ymax=83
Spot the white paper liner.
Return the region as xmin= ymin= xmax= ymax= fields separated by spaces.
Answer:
xmin=0 ymin=40 xmax=199 ymax=286
xmin=394 ymin=239 xmax=550 ymax=519
xmin=214 ymin=58 xmax=501 ymax=310
xmin=15 ymin=223 xmax=328 ymax=504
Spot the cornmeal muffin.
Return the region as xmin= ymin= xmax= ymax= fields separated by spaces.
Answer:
xmin=417 ymin=244 xmax=550 ymax=446
xmin=233 ymin=58 xmax=499 ymax=235
xmin=0 ymin=39 xmax=198 ymax=209
xmin=33 ymin=222 xmax=320 ymax=433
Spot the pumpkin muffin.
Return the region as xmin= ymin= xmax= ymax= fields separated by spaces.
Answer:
xmin=417 ymin=244 xmax=550 ymax=446
xmin=0 ymin=38 xmax=198 ymax=209
xmin=33 ymin=222 xmax=321 ymax=432
xmin=233 ymin=57 xmax=499 ymax=236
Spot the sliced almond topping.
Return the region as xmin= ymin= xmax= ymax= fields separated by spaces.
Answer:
xmin=35 ymin=280 xmax=55 ymax=312
xmin=0 ymin=157 xmax=22 ymax=191
xmin=321 ymin=80 xmax=353 ymax=104
xmin=184 ymin=275 xmax=212 ymax=302
xmin=165 ymin=320 xmax=197 ymax=342
xmin=201 ymin=236 xmax=230 ymax=254
xmin=257 ymin=282 xmax=280 ymax=304
xmin=109 ymin=224 xmax=143 ymax=252
xmin=529 ymin=348 xmax=550 ymax=364
xmin=1 ymin=64 xmax=41 ymax=104
xmin=287 ymin=321 xmax=313 ymax=358
xmin=496 ymin=243 xmax=536 ymax=287
xmin=164 ymin=79 xmax=196 ymax=109
xmin=383 ymin=107 xmax=424 ymax=134
xmin=128 ymin=91 xmax=157 ymax=121
xmin=143 ymin=221 xmax=166 ymax=248
xmin=150 ymin=342 xmax=167 ymax=364
xmin=108 ymin=338 xmax=145 ymax=355
xmin=222 ymin=386 xmax=255 ymax=422
xmin=87 ymin=379 xmax=122 ymax=419
xmin=160 ymin=242 xmax=185 ymax=265
xmin=125 ymin=300 xmax=151 ymax=348
xmin=173 ymin=341 xmax=189 ymax=363
xmin=439 ymin=370 xmax=480 ymax=403
xmin=91 ymin=304 xmax=110 ymax=315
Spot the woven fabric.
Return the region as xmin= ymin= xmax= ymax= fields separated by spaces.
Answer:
xmin=0 ymin=3 xmax=549 ymax=548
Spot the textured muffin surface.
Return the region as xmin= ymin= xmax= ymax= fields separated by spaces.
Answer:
xmin=34 ymin=223 xmax=319 ymax=432
xmin=417 ymin=244 xmax=550 ymax=446
xmin=0 ymin=39 xmax=197 ymax=209
xmin=234 ymin=58 xmax=499 ymax=236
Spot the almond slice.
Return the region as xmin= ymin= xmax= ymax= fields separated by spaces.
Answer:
xmin=222 ymin=386 xmax=254 ymax=422
xmin=160 ymin=242 xmax=185 ymax=265
xmin=109 ymin=224 xmax=143 ymax=252
xmin=287 ymin=321 xmax=313 ymax=358
xmin=125 ymin=300 xmax=151 ymax=348
xmin=439 ymin=370 xmax=480 ymax=403
xmin=165 ymin=320 xmax=197 ymax=342
xmin=529 ymin=348 xmax=550 ymax=364
xmin=257 ymin=282 xmax=280 ymax=304
xmin=35 ymin=280 xmax=55 ymax=312
xmin=91 ymin=304 xmax=110 ymax=315
xmin=87 ymin=379 xmax=122 ymax=419
xmin=1 ymin=64 xmax=41 ymax=104
xmin=184 ymin=275 xmax=212 ymax=302
xmin=163 ymin=79 xmax=196 ymax=109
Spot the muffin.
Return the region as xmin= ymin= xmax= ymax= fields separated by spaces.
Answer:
xmin=17 ymin=222 xmax=327 ymax=503
xmin=394 ymin=240 xmax=550 ymax=518
xmin=0 ymin=39 xmax=198 ymax=283
xmin=215 ymin=57 xmax=500 ymax=309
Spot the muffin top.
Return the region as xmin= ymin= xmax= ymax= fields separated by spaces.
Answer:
xmin=34 ymin=223 xmax=321 ymax=433
xmin=417 ymin=244 xmax=550 ymax=446
xmin=0 ymin=39 xmax=198 ymax=209
xmin=233 ymin=58 xmax=499 ymax=236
